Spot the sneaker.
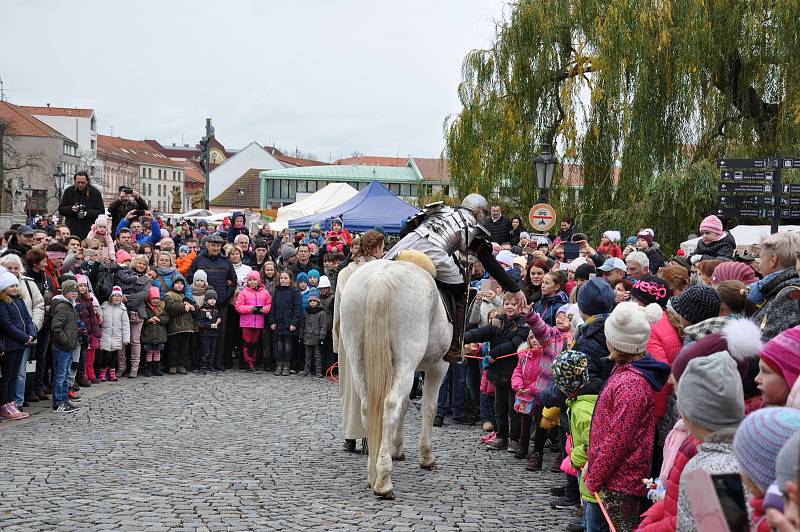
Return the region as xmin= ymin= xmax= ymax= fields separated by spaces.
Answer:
xmin=483 ymin=433 xmax=498 ymax=446
xmin=452 ymin=415 xmax=474 ymax=426
xmin=526 ymin=452 xmax=543 ymax=471
xmin=550 ymin=496 xmax=581 ymax=510
xmin=65 ymin=400 xmax=81 ymax=408
xmin=53 ymin=403 xmax=79 ymax=414
xmin=37 ymin=391 xmax=50 ymax=401
xmin=550 ymin=485 xmax=566 ymax=497
xmin=551 ymin=452 xmax=564 ymax=472
xmin=480 ymin=431 xmax=496 ymax=443
xmin=433 ymin=415 xmax=444 ymax=427
xmin=486 ymin=438 xmax=508 ymax=451
xmin=507 ymin=440 xmax=520 ymax=454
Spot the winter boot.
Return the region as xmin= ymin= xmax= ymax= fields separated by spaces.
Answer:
xmin=281 ymin=365 xmax=290 ymax=377
xmin=443 ymin=298 xmax=466 ymax=363
xmin=155 ymin=362 xmax=163 ymax=376
xmin=98 ymin=368 xmax=107 ymax=382
xmin=526 ymin=452 xmax=543 ymax=471
xmin=109 ymin=368 xmax=117 ymax=382
xmin=273 ymin=363 xmax=283 ymax=376
xmin=144 ymin=362 xmax=152 ymax=377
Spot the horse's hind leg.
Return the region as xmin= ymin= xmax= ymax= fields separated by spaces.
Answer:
xmin=372 ymin=373 xmax=415 ymax=500
xmin=419 ymin=361 xmax=447 ymax=471
xmin=392 ymin=394 xmax=409 ymax=461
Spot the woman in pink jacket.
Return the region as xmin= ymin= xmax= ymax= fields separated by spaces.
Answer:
xmin=235 ymin=271 xmax=272 ymax=371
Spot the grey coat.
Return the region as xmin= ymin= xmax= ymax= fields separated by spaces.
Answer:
xmin=303 ymin=308 xmax=328 ymax=345
xmin=752 ymin=268 xmax=800 ymax=341
xmin=676 ymin=428 xmax=746 ymax=532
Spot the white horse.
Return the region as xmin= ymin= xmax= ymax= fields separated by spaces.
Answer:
xmin=339 ymin=255 xmax=451 ymax=500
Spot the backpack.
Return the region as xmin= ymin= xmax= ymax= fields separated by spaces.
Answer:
xmin=94 ymin=268 xmax=115 ymax=304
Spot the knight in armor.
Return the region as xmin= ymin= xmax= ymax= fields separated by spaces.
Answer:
xmin=385 ymin=193 xmax=526 ymax=363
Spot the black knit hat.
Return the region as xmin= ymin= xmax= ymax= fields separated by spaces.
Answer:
xmin=630 ymin=275 xmax=672 ymax=308
xmin=671 ymin=285 xmax=721 ymax=324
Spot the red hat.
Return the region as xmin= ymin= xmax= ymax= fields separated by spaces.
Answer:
xmin=760 ymin=325 xmax=800 ymax=389
xmin=712 ymin=261 xmax=757 ymax=285
xmin=116 ymin=249 xmax=132 ymax=264
xmin=148 ymin=286 xmax=161 ymax=300
xmin=636 ymin=231 xmax=653 ymax=246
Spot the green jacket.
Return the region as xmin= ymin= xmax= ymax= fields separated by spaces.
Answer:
xmin=50 ymin=296 xmax=79 ymax=351
xmin=566 ymin=393 xmax=598 ymax=503
xmin=163 ymin=290 xmax=195 ymax=335
xmin=140 ymin=302 xmax=169 ymax=345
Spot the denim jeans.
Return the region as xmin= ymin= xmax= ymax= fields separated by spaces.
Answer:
xmin=15 ymin=347 xmax=31 ymax=407
xmin=34 ymin=327 xmax=50 ymax=393
xmin=584 ymin=501 xmax=610 ymax=532
xmin=52 ymin=347 xmax=74 ymax=408
xmin=436 ymin=363 xmax=467 ymax=418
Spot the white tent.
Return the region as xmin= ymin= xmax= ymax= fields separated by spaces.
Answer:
xmin=270 ymin=183 xmax=358 ymax=231
xmin=680 ymin=225 xmax=800 ymax=256
xmin=178 ymin=208 xmax=214 ymax=219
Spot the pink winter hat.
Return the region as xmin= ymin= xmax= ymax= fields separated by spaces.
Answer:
xmin=247 ymin=270 xmax=260 ymax=281
xmin=116 ymin=249 xmax=132 ymax=263
xmin=760 ymin=325 xmax=800 ymax=389
xmin=712 ymin=261 xmax=757 ymax=285
xmin=148 ymin=286 xmax=161 ymax=300
xmin=699 ymin=215 xmax=724 ymax=235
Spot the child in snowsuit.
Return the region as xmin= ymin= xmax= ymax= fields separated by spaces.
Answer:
xmin=98 ymin=286 xmax=131 ymax=382
xmin=235 ymin=271 xmax=272 ymax=371
xmin=197 ymin=290 xmax=221 ymax=374
xmin=163 ymin=278 xmax=195 ymax=374
xmin=302 ymin=294 xmax=328 ymax=377
xmin=140 ymin=286 xmax=169 ymax=376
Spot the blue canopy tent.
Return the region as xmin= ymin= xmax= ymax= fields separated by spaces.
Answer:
xmin=288 ymin=181 xmax=419 ymax=233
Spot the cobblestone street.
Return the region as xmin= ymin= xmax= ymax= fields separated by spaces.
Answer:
xmin=0 ymin=371 xmax=569 ymax=531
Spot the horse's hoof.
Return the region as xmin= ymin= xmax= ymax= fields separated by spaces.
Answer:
xmin=375 ymin=489 xmax=395 ymax=500
xmin=420 ymin=460 xmax=437 ymax=471
xmin=393 ymin=452 xmax=406 ymax=462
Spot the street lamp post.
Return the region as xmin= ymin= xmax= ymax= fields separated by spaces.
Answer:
xmin=534 ymin=143 xmax=558 ymax=203
xmin=53 ymin=165 xmax=66 ymax=202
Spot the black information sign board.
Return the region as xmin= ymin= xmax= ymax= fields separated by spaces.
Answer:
xmin=720 ymin=170 xmax=775 ymax=181
xmin=719 ymin=195 xmax=773 ymax=207
xmin=718 ymin=182 xmax=772 ymax=194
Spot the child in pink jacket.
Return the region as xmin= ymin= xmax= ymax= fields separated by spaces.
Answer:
xmin=235 ymin=271 xmax=272 ymax=371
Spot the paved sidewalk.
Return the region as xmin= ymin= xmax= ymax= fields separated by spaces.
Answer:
xmin=0 ymin=371 xmax=573 ymax=530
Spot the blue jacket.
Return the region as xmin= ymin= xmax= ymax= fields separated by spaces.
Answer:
xmin=226 ymin=226 xmax=249 ymax=244
xmin=152 ymin=267 xmax=192 ymax=298
xmin=301 ymin=286 xmax=320 ymax=311
xmin=115 ymin=218 xmax=162 ymax=246
xmin=0 ymin=294 xmax=36 ymax=351
xmin=269 ymin=285 xmax=303 ymax=335
xmin=188 ymin=249 xmax=237 ymax=307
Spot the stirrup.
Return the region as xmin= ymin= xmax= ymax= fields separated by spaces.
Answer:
xmin=443 ymin=350 xmax=464 ymax=364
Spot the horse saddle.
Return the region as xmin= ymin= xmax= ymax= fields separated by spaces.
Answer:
xmin=438 ymin=289 xmax=455 ymax=325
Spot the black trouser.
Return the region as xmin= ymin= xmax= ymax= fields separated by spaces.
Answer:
xmin=169 ymin=333 xmax=190 ymax=369
xmin=214 ymin=306 xmax=229 ymax=368
xmin=0 ymin=349 xmax=23 ymax=404
xmin=200 ymin=336 xmax=216 ymax=369
xmin=304 ymin=344 xmax=322 ymax=372
xmin=519 ymin=406 xmax=548 ymax=456
xmin=34 ymin=328 xmax=50 ymax=393
xmin=493 ymin=381 xmax=520 ymax=441
xmin=96 ymin=349 xmax=115 ymax=369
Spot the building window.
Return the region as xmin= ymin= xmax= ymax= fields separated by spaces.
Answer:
xmin=280 ymin=179 xmax=289 ymax=199
xmin=307 ymin=180 xmax=317 ymax=193
xmin=410 ymin=184 xmax=417 ymax=196
xmin=443 ymin=185 xmax=451 ymax=196
xmin=90 ymin=139 xmax=96 ymax=150
xmin=389 ymin=183 xmax=401 ymax=195
xmin=148 ymin=183 xmax=152 ymax=196
xmin=148 ymin=168 xmax=152 ymax=178
xmin=296 ymin=180 xmax=307 ymax=193
xmin=400 ymin=184 xmax=411 ymax=196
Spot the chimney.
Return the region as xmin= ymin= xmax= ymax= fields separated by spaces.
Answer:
xmin=46 ymin=103 xmax=50 ymax=108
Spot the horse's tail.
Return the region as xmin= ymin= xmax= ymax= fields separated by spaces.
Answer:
xmin=364 ymin=267 xmax=395 ymax=486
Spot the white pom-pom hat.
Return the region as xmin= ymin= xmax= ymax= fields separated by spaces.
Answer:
xmin=604 ymin=301 xmax=662 ymax=354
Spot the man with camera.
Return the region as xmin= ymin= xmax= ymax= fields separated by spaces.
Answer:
xmin=57 ymin=171 xmax=105 ymax=239
xmin=108 ymin=185 xmax=149 ymax=233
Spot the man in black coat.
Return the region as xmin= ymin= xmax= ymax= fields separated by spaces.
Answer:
xmin=1 ymin=225 xmax=34 ymax=258
xmin=57 ymin=171 xmax=105 ymax=239
xmin=483 ymin=203 xmax=513 ymax=245
xmin=108 ymin=185 xmax=149 ymax=232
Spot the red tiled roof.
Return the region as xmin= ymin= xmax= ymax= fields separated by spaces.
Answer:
xmin=98 ymin=135 xmax=182 ymax=168
xmin=560 ymin=163 xmax=620 ymax=187
xmin=20 ymin=105 xmax=94 ymax=118
xmin=180 ymin=159 xmax=206 ymax=185
xmin=263 ymin=146 xmax=328 ymax=167
xmin=334 ymin=155 xmax=451 ymax=182
xmin=0 ymin=101 xmax=72 ymax=139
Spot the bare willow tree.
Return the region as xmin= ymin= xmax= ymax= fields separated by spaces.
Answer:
xmin=1 ymin=120 xmax=45 ymax=213
xmin=445 ymin=0 xmax=800 ymax=248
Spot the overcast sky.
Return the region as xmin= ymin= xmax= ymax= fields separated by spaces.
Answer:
xmin=1 ymin=0 xmax=506 ymax=161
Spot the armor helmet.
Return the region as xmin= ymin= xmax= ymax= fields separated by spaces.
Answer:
xmin=461 ymin=193 xmax=489 ymax=222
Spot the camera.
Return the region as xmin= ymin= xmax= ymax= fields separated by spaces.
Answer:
xmin=134 ymin=209 xmax=145 ymax=217
xmin=122 ymin=186 xmax=133 ymax=194
xmin=75 ymin=204 xmax=87 ymax=219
